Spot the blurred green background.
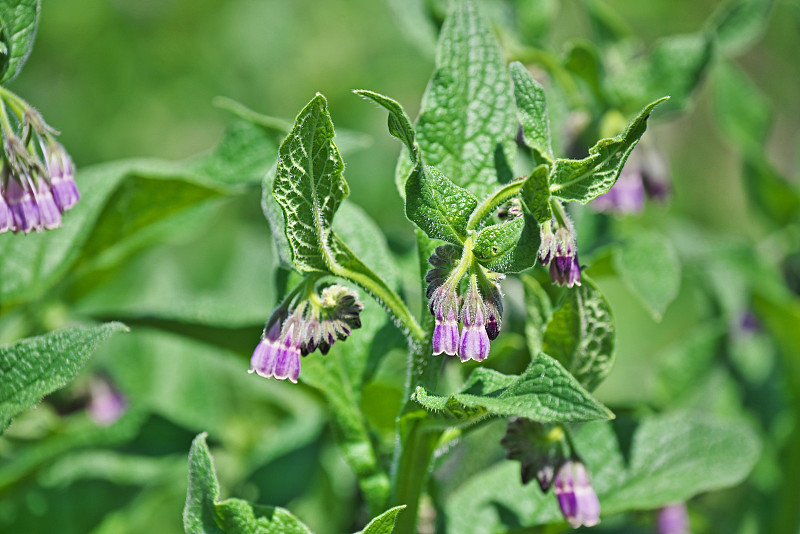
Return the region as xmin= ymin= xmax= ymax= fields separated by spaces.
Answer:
xmin=2 ymin=0 xmax=799 ymax=532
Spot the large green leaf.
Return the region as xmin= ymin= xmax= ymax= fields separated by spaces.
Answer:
xmin=405 ymin=164 xmax=477 ymax=245
xmin=184 ymin=433 xmax=313 ymax=534
xmin=411 ymin=352 xmax=613 ymax=427
xmin=0 ymin=322 xmax=127 ymax=433
xmin=522 ymin=274 xmax=553 ymax=357
xmin=602 ymin=412 xmax=761 ymax=511
xmin=549 ymin=97 xmax=667 ymax=203
xmin=443 ymin=412 xmax=760 ymax=530
xmin=510 ymin=61 xmax=553 ymax=162
xmin=542 ymin=276 xmax=615 ymax=391
xmin=272 ymin=94 xmax=348 ymax=272
xmin=414 ymin=0 xmax=517 ymax=196
xmin=614 ymin=231 xmax=681 ymax=321
xmin=0 ymin=0 xmax=39 ymax=82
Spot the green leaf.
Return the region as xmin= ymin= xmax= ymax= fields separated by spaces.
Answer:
xmin=712 ymin=60 xmax=772 ymax=158
xmin=412 ymin=352 xmax=613 ymax=427
xmin=522 ymin=274 xmax=553 ymax=356
xmin=184 ymin=433 xmax=313 ymax=534
xmin=708 ymin=0 xmax=774 ymax=56
xmin=542 ymin=275 xmax=615 ymax=391
xmin=190 ymin=120 xmax=278 ymax=185
xmin=614 ymin=231 xmax=681 ymax=321
xmin=549 ymin=97 xmax=667 ymax=203
xmin=443 ymin=412 xmax=759 ymax=529
xmin=355 ymin=89 xmax=418 ymax=164
xmin=471 ymin=217 xmax=524 ymax=264
xmin=480 ymin=212 xmax=541 ymax=274
xmin=742 ymin=158 xmax=800 ymax=227
xmin=272 ymin=93 xmax=348 ymax=272
xmin=415 ymin=0 xmax=517 ymax=195
xmin=521 ymin=164 xmax=552 ymax=223
xmin=510 ymin=62 xmax=553 ymax=162
xmin=356 ymin=506 xmax=406 ymax=534
xmin=405 ymin=164 xmax=477 ymax=245
xmin=563 ymin=39 xmax=605 ymax=103
xmin=603 ymin=412 xmax=761 ymax=512
xmin=0 ymin=322 xmax=127 ymax=433
xmin=0 ymin=0 xmax=39 ymax=83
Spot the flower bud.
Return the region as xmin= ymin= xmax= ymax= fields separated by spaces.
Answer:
xmin=501 ymin=418 xmax=565 ymax=492
xmin=87 ymin=375 xmax=127 ymax=426
xmin=554 ymin=459 xmax=601 ymax=528
xmin=430 ymin=284 xmax=460 ymax=357
xmin=5 ymin=175 xmax=40 ymax=233
xmin=657 ymin=503 xmax=690 ymax=534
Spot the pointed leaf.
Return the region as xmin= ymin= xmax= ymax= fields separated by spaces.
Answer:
xmin=184 ymin=433 xmax=313 ymax=534
xmin=510 ymin=62 xmax=553 ymax=162
xmin=415 ymin=0 xmax=516 ymax=195
xmin=549 ymin=97 xmax=667 ymax=203
xmin=272 ymin=93 xmax=348 ymax=272
xmin=356 ymin=506 xmax=406 ymax=534
xmin=614 ymin=231 xmax=681 ymax=321
xmin=355 ymin=90 xmax=418 ymax=164
xmin=412 ymin=352 xmax=613 ymax=427
xmin=708 ymin=0 xmax=774 ymax=57
xmin=0 ymin=322 xmax=127 ymax=433
xmin=0 ymin=0 xmax=39 ymax=82
xmin=471 ymin=217 xmax=524 ymax=264
xmin=521 ymin=163 xmax=552 ymax=223
xmin=405 ymin=164 xmax=477 ymax=245
xmin=542 ymin=275 xmax=615 ymax=391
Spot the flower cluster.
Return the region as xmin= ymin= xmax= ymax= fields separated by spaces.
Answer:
xmin=249 ymin=283 xmax=363 ymax=383
xmin=426 ymin=245 xmax=504 ymax=362
xmin=1 ymin=97 xmax=79 ymax=234
xmin=538 ymin=217 xmax=581 ymax=288
xmin=502 ymin=419 xmax=601 ymax=529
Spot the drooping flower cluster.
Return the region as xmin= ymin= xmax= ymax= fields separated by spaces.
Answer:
xmin=249 ymin=283 xmax=363 ymax=383
xmin=502 ymin=419 xmax=601 ymax=529
xmin=426 ymin=245 xmax=504 ymax=362
xmin=1 ymin=98 xmax=79 ymax=234
xmin=538 ymin=217 xmax=581 ymax=288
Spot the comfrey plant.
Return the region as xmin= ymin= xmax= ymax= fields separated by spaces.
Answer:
xmin=239 ymin=1 xmax=670 ymax=531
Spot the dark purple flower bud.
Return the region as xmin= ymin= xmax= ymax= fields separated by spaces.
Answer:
xmin=550 ymin=253 xmax=581 ymax=288
xmin=87 ymin=375 xmax=127 ymax=426
xmin=554 ymin=459 xmax=601 ymax=528
xmin=5 ymin=177 xmax=40 ymax=233
xmin=36 ymin=180 xmax=62 ymax=229
xmin=479 ymin=274 xmax=504 ymax=341
xmin=657 ymin=503 xmax=690 ymax=534
xmin=459 ymin=279 xmax=490 ymax=362
xmin=591 ymin=165 xmax=645 ymax=214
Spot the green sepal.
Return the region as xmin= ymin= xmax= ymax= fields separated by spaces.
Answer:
xmin=549 ymin=97 xmax=668 ymax=204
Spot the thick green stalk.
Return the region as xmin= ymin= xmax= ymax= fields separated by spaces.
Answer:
xmin=467 ymin=181 xmax=524 ymax=231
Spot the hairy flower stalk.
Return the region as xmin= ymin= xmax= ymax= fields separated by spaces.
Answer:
xmin=0 ymin=89 xmax=79 ymax=234
xmin=426 ymin=244 xmax=505 ymax=361
xmin=249 ymin=282 xmax=364 ymax=383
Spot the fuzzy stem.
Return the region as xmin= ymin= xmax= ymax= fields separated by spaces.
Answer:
xmin=466 ymin=180 xmax=525 ymax=231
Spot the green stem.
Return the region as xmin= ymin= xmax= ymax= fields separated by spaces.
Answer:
xmin=331 ymin=263 xmax=426 ymax=344
xmin=0 ymin=98 xmax=15 ymax=136
xmin=466 ymin=181 xmax=524 ymax=231
xmin=550 ymin=198 xmax=570 ymax=229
